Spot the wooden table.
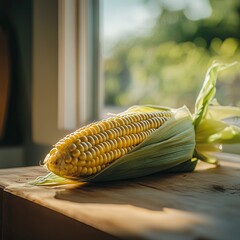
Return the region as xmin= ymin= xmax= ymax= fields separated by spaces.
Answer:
xmin=1 ymin=154 xmax=240 ymax=240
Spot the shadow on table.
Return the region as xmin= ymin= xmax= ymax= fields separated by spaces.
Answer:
xmin=55 ymin=161 xmax=240 ymax=211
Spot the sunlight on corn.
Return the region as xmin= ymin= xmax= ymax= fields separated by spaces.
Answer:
xmin=31 ymin=62 xmax=240 ymax=185
xmin=44 ymin=111 xmax=173 ymax=178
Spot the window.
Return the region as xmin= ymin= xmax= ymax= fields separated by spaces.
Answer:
xmin=101 ymin=0 xmax=240 ymax=113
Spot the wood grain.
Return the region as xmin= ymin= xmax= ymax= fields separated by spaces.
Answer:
xmin=0 ymin=158 xmax=240 ymax=240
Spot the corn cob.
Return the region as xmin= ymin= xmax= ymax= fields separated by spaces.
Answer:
xmin=44 ymin=111 xmax=173 ymax=179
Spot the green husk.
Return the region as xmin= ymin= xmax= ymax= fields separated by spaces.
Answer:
xmin=31 ymin=62 xmax=240 ymax=185
xmin=193 ymin=62 xmax=240 ymax=163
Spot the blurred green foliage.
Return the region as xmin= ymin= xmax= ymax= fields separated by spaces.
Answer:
xmin=104 ymin=0 xmax=240 ymax=110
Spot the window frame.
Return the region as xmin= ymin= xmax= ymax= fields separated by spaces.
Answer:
xmin=33 ymin=0 xmax=101 ymax=145
xmin=58 ymin=0 xmax=101 ymax=129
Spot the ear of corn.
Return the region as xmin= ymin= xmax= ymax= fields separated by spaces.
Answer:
xmin=31 ymin=62 xmax=240 ymax=185
xmin=43 ymin=110 xmax=176 ymax=180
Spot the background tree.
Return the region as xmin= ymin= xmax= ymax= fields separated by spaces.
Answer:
xmin=104 ymin=0 xmax=240 ymax=110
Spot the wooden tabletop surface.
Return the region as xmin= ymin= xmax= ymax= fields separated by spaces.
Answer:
xmin=1 ymin=153 xmax=240 ymax=240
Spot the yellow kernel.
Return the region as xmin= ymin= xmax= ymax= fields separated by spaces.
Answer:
xmin=96 ymin=144 xmax=105 ymax=154
xmin=152 ymin=118 xmax=158 ymax=128
xmin=143 ymin=131 xmax=148 ymax=139
xmin=116 ymin=149 xmax=122 ymax=158
xmin=114 ymin=128 xmax=121 ymax=137
xmin=124 ymin=125 xmax=130 ymax=135
xmin=81 ymin=167 xmax=88 ymax=175
xmin=97 ymin=133 xmax=106 ymax=142
xmin=116 ymin=138 xmax=123 ymax=148
xmin=79 ymin=152 xmax=87 ymax=161
xmin=145 ymin=120 xmax=151 ymax=129
xmin=89 ymin=148 xmax=97 ymax=158
xmin=136 ymin=114 xmax=143 ymax=121
xmin=90 ymin=159 xmax=96 ymax=167
xmin=64 ymin=155 xmax=72 ymax=164
xmin=81 ymin=130 xmax=89 ymax=136
xmin=88 ymin=136 xmax=95 ymax=145
xmin=108 ymin=120 xmax=115 ymax=128
xmin=120 ymin=148 xmax=126 ymax=156
xmin=78 ymin=160 xmax=86 ymax=167
xmin=102 ymin=131 xmax=109 ymax=140
xmin=129 ymin=115 xmax=136 ymax=123
xmin=128 ymin=135 xmax=134 ymax=146
xmin=86 ymin=151 xmax=93 ymax=160
xmin=92 ymin=167 xmax=97 ymax=174
xmin=97 ymin=166 xmax=101 ymax=172
xmin=85 ymin=128 xmax=94 ymax=136
xmin=129 ymin=124 xmax=136 ymax=134
xmin=75 ymin=139 xmax=81 ymax=145
xmin=105 ymin=152 xmax=111 ymax=162
xmin=122 ymin=117 xmax=129 ymax=124
xmin=95 ymin=157 xmax=99 ymax=166
xmin=118 ymin=126 xmax=125 ymax=135
xmin=93 ymin=146 xmax=101 ymax=156
xmin=102 ymin=154 xmax=108 ymax=164
xmin=102 ymin=142 xmax=110 ymax=152
xmin=125 ymin=136 xmax=131 ymax=147
xmin=78 ymin=142 xmax=88 ymax=151
xmin=106 ymin=130 xmax=114 ymax=139
xmin=115 ymin=118 xmax=125 ymax=125
xmin=72 ymin=149 xmax=80 ymax=158
xmin=142 ymin=121 xmax=148 ymax=131
xmin=148 ymin=119 xmax=154 ymax=128
xmin=86 ymin=142 xmax=92 ymax=150
xmin=75 ymin=131 xmax=83 ymax=139
xmin=130 ymin=115 xmax=137 ymax=122
xmin=72 ymin=157 xmax=78 ymax=166
xmin=109 ymin=151 xmax=115 ymax=160
xmin=112 ymin=139 xmax=118 ymax=149
xmin=108 ymin=140 xmax=114 ymax=149
xmin=86 ymin=161 xmax=92 ymax=167
xmin=97 ymin=123 xmax=105 ymax=132
xmin=102 ymin=121 xmax=111 ymax=130
xmin=89 ymin=125 xmax=98 ymax=134
xmin=64 ymin=137 xmax=72 ymax=145
xmin=99 ymin=155 xmax=104 ymax=165
xmin=80 ymin=136 xmax=88 ymax=142
xmin=92 ymin=135 xmax=99 ymax=144
xmin=87 ymin=168 xmax=93 ymax=175
xmin=133 ymin=135 xmax=139 ymax=145
xmin=121 ymin=137 xmax=127 ymax=148
xmin=69 ymin=134 xmax=77 ymax=142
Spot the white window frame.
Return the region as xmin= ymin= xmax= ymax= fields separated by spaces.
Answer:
xmin=58 ymin=0 xmax=101 ymax=129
